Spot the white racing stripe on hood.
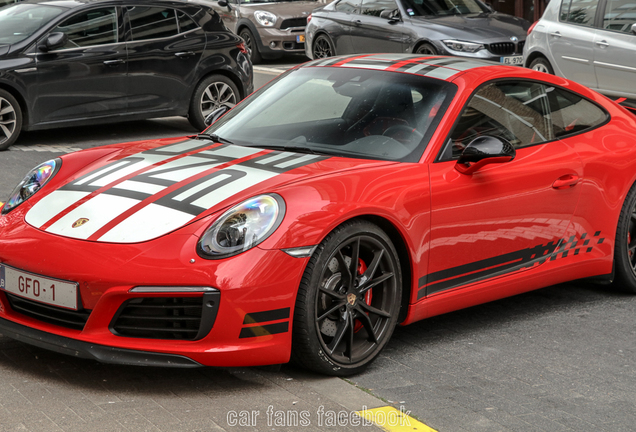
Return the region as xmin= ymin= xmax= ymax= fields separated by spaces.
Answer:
xmin=25 ymin=191 xmax=91 ymax=228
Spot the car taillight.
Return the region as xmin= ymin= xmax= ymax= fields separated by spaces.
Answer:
xmin=527 ymin=21 xmax=538 ymax=35
xmin=307 ymin=14 xmax=312 ymax=24
xmin=237 ymin=42 xmax=248 ymax=55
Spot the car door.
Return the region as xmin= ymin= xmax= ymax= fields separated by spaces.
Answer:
xmin=349 ymin=0 xmax=407 ymax=54
xmin=209 ymin=0 xmax=239 ymax=33
xmin=547 ymin=0 xmax=599 ymax=89
xmin=426 ymin=80 xmax=583 ymax=297
xmin=124 ymin=5 xmax=205 ymax=115
xmin=33 ymin=6 xmax=127 ymax=125
xmin=593 ymin=0 xmax=636 ymax=97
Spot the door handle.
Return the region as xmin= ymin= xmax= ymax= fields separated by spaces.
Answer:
xmin=353 ymin=19 xmax=362 ymax=25
xmin=552 ymin=174 xmax=580 ymax=189
xmin=175 ymin=51 xmax=195 ymax=58
xmin=595 ymin=40 xmax=609 ymax=47
xmin=103 ymin=59 xmax=125 ymax=66
xmin=549 ymin=31 xmax=562 ymax=37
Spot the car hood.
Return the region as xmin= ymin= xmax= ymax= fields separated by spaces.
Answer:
xmin=241 ymin=1 xmax=318 ymax=18
xmin=24 ymin=138 xmax=395 ymax=243
xmin=410 ymin=13 xmax=529 ymax=42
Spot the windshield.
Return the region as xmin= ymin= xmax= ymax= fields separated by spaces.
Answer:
xmin=401 ymin=0 xmax=488 ymax=16
xmin=0 ymin=4 xmax=66 ymax=44
xmin=206 ymin=67 xmax=455 ymax=162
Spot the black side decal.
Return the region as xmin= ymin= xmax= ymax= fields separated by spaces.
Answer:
xmin=418 ymin=232 xmax=605 ymax=299
xmin=239 ymin=322 xmax=289 ymax=339
xmin=243 ymin=307 xmax=290 ymax=325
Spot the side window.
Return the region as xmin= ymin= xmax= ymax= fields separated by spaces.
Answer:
xmin=563 ymin=0 xmax=598 ymax=26
xmin=128 ymin=7 xmax=178 ymax=40
xmin=335 ymin=0 xmax=360 ymax=13
xmin=359 ymin=0 xmax=399 ymax=16
xmin=53 ymin=7 xmax=117 ymax=48
xmin=177 ymin=11 xmax=197 ymax=33
xmin=603 ymin=0 xmax=636 ymax=32
xmin=560 ymin=0 xmax=573 ymax=20
xmin=547 ymin=87 xmax=607 ymax=137
xmin=448 ymin=82 xmax=552 ymax=158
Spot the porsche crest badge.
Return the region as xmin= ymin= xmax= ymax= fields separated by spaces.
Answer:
xmin=72 ymin=218 xmax=89 ymax=228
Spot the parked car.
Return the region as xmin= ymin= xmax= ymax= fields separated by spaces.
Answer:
xmin=198 ymin=0 xmax=319 ymax=63
xmin=2 ymin=53 xmax=636 ymax=375
xmin=305 ymin=0 xmax=530 ymax=63
xmin=0 ymin=0 xmax=253 ymax=151
xmin=524 ymin=0 xmax=636 ymax=100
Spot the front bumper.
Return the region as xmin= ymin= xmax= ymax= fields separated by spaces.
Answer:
xmin=0 ymin=212 xmax=308 ymax=367
xmin=257 ymin=27 xmax=306 ymax=55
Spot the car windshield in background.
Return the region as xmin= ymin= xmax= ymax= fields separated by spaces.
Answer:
xmin=0 ymin=4 xmax=65 ymax=44
xmin=207 ymin=67 xmax=454 ymax=162
xmin=401 ymin=0 xmax=488 ymax=16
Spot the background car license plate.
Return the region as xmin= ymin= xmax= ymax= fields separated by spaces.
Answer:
xmin=297 ymin=34 xmax=305 ymax=43
xmin=501 ymin=56 xmax=524 ymax=65
xmin=0 ymin=264 xmax=78 ymax=310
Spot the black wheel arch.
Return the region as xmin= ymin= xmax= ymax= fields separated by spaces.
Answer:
xmin=192 ymin=67 xmax=247 ymax=101
xmin=412 ymin=39 xmax=439 ymax=54
xmin=312 ymin=31 xmax=337 ymax=55
xmin=524 ymin=51 xmax=549 ymax=69
xmin=236 ymin=19 xmax=265 ymax=50
xmin=0 ymin=81 xmax=29 ymax=129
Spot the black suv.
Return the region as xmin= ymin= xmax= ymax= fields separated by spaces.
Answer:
xmin=0 ymin=0 xmax=253 ymax=150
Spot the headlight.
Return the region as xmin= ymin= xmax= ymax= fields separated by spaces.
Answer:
xmin=1 ymin=159 xmax=60 ymax=215
xmin=442 ymin=40 xmax=484 ymax=53
xmin=254 ymin=10 xmax=277 ymax=27
xmin=198 ymin=194 xmax=285 ymax=259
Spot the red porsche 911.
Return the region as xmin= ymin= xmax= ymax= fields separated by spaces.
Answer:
xmin=1 ymin=54 xmax=636 ymax=376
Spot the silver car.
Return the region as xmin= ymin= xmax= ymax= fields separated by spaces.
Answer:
xmin=524 ymin=0 xmax=636 ymax=99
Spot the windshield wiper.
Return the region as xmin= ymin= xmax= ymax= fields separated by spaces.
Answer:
xmin=197 ymin=133 xmax=234 ymax=145
xmin=252 ymin=144 xmax=330 ymax=156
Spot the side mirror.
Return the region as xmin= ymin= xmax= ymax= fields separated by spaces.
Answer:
xmin=455 ymin=136 xmax=515 ymax=175
xmin=380 ymin=9 xmax=400 ymax=23
xmin=632 ymin=23 xmax=636 ymax=35
xmin=204 ymin=105 xmax=230 ymax=126
xmin=218 ymin=0 xmax=229 ymax=6
xmin=38 ymin=32 xmax=68 ymax=52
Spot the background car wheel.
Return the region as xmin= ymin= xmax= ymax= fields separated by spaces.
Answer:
xmin=188 ymin=75 xmax=239 ymax=131
xmin=292 ymin=220 xmax=402 ymax=376
xmin=239 ymin=28 xmax=262 ymax=64
xmin=612 ymin=183 xmax=636 ymax=292
xmin=0 ymin=89 xmax=22 ymax=151
xmin=529 ymin=57 xmax=554 ymax=74
xmin=415 ymin=43 xmax=437 ymax=55
xmin=313 ymin=34 xmax=335 ymax=59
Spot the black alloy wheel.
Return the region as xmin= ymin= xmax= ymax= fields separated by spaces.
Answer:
xmin=239 ymin=28 xmax=262 ymax=64
xmin=0 ymin=89 xmax=22 ymax=151
xmin=613 ymin=183 xmax=636 ymax=292
xmin=292 ymin=220 xmax=402 ymax=376
xmin=313 ymin=35 xmax=334 ymax=59
xmin=415 ymin=43 xmax=437 ymax=55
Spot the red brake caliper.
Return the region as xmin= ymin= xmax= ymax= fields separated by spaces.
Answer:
xmin=354 ymin=259 xmax=372 ymax=332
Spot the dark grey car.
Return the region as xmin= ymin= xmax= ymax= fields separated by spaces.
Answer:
xmin=306 ymin=0 xmax=530 ymax=63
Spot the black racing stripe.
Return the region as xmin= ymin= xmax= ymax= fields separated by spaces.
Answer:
xmin=397 ymin=59 xmax=469 ymax=75
xmin=243 ymin=307 xmax=290 ymax=324
xmin=239 ymin=322 xmax=289 ymax=338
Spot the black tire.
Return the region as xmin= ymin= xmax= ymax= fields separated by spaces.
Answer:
xmin=529 ymin=56 xmax=554 ymax=75
xmin=613 ymin=183 xmax=636 ymax=292
xmin=292 ymin=220 xmax=402 ymax=376
xmin=0 ymin=89 xmax=22 ymax=151
xmin=313 ymin=34 xmax=335 ymax=59
xmin=188 ymin=75 xmax=239 ymax=131
xmin=415 ymin=43 xmax=437 ymax=55
xmin=239 ymin=28 xmax=262 ymax=64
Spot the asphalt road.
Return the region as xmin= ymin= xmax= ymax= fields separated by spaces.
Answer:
xmin=1 ymin=55 xmax=636 ymax=432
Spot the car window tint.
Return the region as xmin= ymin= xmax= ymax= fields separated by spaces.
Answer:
xmin=53 ymin=8 xmax=117 ymax=48
xmin=563 ymin=0 xmax=598 ymax=26
xmin=603 ymin=0 xmax=636 ymax=32
xmin=335 ymin=0 xmax=360 ymax=13
xmin=177 ymin=11 xmax=197 ymax=33
xmin=128 ymin=7 xmax=178 ymax=40
xmin=360 ymin=0 xmax=399 ymax=16
xmin=547 ymin=87 xmax=607 ymax=137
xmin=560 ymin=0 xmax=573 ymax=20
xmin=448 ymin=82 xmax=553 ymax=158
xmin=401 ymin=0 xmax=486 ymax=16
xmin=0 ymin=4 xmax=66 ymax=45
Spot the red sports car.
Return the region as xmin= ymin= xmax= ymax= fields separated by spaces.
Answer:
xmin=1 ymin=54 xmax=636 ymax=376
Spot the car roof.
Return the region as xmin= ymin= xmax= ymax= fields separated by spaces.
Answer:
xmin=305 ymin=54 xmax=502 ymax=82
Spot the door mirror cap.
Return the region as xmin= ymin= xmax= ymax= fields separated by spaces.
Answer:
xmin=218 ymin=0 xmax=229 ymax=6
xmin=38 ymin=32 xmax=68 ymax=52
xmin=380 ymin=9 xmax=400 ymax=22
xmin=204 ymin=105 xmax=230 ymax=126
xmin=455 ymin=136 xmax=515 ymax=175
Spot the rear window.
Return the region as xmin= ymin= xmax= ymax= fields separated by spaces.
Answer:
xmin=128 ymin=6 xmax=178 ymax=40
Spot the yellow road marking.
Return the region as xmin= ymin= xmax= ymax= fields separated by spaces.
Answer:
xmin=357 ymin=406 xmax=437 ymax=432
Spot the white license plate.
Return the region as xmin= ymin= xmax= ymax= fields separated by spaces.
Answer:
xmin=501 ymin=55 xmax=524 ymax=65
xmin=0 ymin=264 xmax=78 ymax=310
xmin=296 ymin=34 xmax=305 ymax=43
